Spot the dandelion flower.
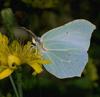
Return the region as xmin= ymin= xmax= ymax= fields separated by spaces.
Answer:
xmin=0 ymin=33 xmax=49 ymax=79
xmin=0 ymin=33 xmax=21 ymax=79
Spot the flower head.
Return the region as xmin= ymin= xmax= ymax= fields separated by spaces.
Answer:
xmin=0 ymin=33 xmax=49 ymax=79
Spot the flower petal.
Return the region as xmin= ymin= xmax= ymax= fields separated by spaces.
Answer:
xmin=0 ymin=68 xmax=13 ymax=79
xmin=8 ymin=55 xmax=21 ymax=67
xmin=31 ymin=63 xmax=43 ymax=73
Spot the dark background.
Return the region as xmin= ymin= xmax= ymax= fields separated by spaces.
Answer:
xmin=0 ymin=0 xmax=100 ymax=97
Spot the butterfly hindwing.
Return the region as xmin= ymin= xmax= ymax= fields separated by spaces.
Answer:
xmin=43 ymin=49 xmax=88 ymax=78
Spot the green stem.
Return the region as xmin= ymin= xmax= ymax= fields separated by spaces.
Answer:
xmin=9 ymin=75 xmax=19 ymax=97
xmin=16 ymin=71 xmax=23 ymax=97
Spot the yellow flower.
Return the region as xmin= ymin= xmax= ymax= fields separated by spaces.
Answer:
xmin=0 ymin=33 xmax=21 ymax=79
xmin=8 ymin=55 xmax=21 ymax=69
xmin=20 ymin=41 xmax=50 ymax=74
xmin=0 ymin=33 xmax=50 ymax=79
xmin=0 ymin=55 xmax=20 ymax=79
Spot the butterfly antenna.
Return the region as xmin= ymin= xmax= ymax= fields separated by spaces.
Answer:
xmin=20 ymin=27 xmax=37 ymax=38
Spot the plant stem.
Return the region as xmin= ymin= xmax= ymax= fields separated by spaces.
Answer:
xmin=9 ymin=75 xmax=19 ymax=97
xmin=16 ymin=72 xmax=23 ymax=97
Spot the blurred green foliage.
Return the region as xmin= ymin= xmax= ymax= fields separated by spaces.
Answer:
xmin=0 ymin=0 xmax=100 ymax=97
xmin=22 ymin=0 xmax=59 ymax=8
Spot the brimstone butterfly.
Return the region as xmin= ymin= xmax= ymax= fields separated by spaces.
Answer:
xmin=23 ymin=19 xmax=96 ymax=79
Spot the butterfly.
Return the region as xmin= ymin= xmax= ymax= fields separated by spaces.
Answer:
xmin=22 ymin=19 xmax=96 ymax=79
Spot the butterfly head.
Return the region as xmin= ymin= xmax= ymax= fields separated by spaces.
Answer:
xmin=32 ymin=37 xmax=48 ymax=52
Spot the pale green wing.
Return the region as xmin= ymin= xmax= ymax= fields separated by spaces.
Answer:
xmin=41 ymin=19 xmax=96 ymax=51
xmin=43 ymin=49 xmax=88 ymax=78
xmin=41 ymin=19 xmax=96 ymax=78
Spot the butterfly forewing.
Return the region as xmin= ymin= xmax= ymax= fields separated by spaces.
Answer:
xmin=41 ymin=19 xmax=96 ymax=51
